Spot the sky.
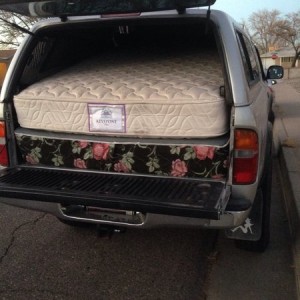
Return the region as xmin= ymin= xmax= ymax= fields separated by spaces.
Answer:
xmin=212 ymin=0 xmax=299 ymax=22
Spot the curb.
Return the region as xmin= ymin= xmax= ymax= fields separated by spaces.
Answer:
xmin=278 ymin=146 xmax=300 ymax=299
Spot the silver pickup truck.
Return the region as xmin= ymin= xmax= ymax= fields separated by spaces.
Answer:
xmin=0 ymin=0 xmax=283 ymax=252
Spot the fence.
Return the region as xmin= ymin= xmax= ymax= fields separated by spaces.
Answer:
xmin=284 ymin=68 xmax=300 ymax=79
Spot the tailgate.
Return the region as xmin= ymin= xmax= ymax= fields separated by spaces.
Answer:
xmin=0 ymin=167 xmax=230 ymax=220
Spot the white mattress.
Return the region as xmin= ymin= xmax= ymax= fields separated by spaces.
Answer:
xmin=14 ymin=51 xmax=228 ymax=138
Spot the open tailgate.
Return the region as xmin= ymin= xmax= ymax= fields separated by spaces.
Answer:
xmin=0 ymin=166 xmax=230 ymax=220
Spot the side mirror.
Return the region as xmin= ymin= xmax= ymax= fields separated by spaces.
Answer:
xmin=271 ymin=80 xmax=277 ymax=85
xmin=267 ymin=65 xmax=284 ymax=80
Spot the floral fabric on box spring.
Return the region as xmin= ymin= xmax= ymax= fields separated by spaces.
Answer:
xmin=16 ymin=135 xmax=229 ymax=179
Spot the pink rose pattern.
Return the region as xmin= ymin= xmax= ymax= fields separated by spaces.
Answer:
xmin=16 ymin=135 xmax=229 ymax=179
xmin=114 ymin=161 xmax=130 ymax=173
xmin=171 ymin=159 xmax=187 ymax=177
xmin=74 ymin=158 xmax=87 ymax=169
xmin=79 ymin=141 xmax=88 ymax=149
xmin=92 ymin=143 xmax=110 ymax=160
xmin=194 ymin=146 xmax=215 ymax=160
xmin=26 ymin=154 xmax=39 ymax=164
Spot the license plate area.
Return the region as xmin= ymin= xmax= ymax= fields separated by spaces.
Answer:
xmin=60 ymin=204 xmax=145 ymax=225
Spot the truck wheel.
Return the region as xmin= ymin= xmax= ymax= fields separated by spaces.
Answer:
xmin=235 ymin=142 xmax=272 ymax=252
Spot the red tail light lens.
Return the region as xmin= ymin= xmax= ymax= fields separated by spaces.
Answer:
xmin=0 ymin=121 xmax=8 ymax=167
xmin=233 ymin=129 xmax=258 ymax=184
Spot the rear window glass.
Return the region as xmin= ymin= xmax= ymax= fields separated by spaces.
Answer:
xmin=236 ymin=32 xmax=259 ymax=84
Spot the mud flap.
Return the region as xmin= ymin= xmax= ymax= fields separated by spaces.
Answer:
xmin=225 ymin=190 xmax=263 ymax=241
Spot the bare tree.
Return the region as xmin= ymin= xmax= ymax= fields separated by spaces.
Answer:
xmin=240 ymin=19 xmax=252 ymax=37
xmin=248 ymin=9 xmax=286 ymax=53
xmin=245 ymin=9 xmax=300 ymax=67
xmin=273 ymin=11 xmax=300 ymax=67
xmin=0 ymin=11 xmax=37 ymax=49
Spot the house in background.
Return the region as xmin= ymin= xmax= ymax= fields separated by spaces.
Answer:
xmin=260 ymin=46 xmax=299 ymax=70
xmin=0 ymin=49 xmax=16 ymax=86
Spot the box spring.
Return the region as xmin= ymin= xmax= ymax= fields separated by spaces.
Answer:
xmin=15 ymin=132 xmax=229 ymax=179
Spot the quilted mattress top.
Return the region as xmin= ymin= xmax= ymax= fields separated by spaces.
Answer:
xmin=14 ymin=50 xmax=229 ymax=138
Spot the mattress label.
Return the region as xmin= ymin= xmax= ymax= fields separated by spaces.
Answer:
xmin=88 ymin=104 xmax=126 ymax=133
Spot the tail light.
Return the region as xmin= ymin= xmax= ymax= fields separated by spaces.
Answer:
xmin=0 ymin=121 xmax=8 ymax=166
xmin=233 ymin=129 xmax=258 ymax=184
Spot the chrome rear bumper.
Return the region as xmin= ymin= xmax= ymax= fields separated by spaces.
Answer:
xmin=0 ymin=197 xmax=250 ymax=229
